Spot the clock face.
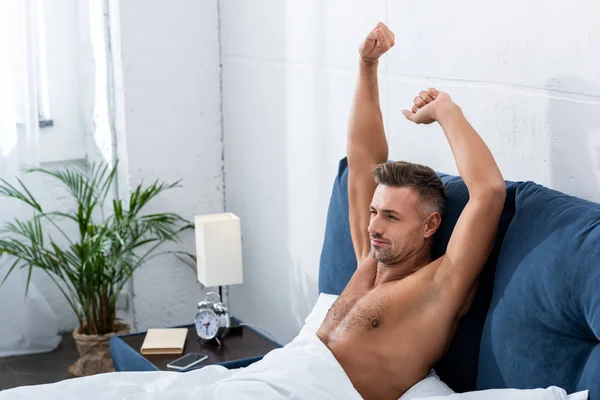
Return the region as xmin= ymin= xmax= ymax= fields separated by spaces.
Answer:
xmin=195 ymin=309 xmax=220 ymax=339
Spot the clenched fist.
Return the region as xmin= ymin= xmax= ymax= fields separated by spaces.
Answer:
xmin=359 ymin=22 xmax=395 ymax=64
xmin=402 ymin=88 xmax=454 ymax=124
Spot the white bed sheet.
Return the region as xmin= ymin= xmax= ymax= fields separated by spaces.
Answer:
xmin=0 ymin=332 xmax=363 ymax=400
xmin=0 ymin=293 xmax=590 ymax=400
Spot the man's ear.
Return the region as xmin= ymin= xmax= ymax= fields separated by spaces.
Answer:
xmin=423 ymin=212 xmax=442 ymax=239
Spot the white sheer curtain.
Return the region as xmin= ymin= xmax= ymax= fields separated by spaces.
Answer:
xmin=0 ymin=0 xmax=61 ymax=357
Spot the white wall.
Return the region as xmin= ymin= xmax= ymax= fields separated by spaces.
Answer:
xmin=117 ymin=0 xmax=223 ymax=331
xmin=222 ymin=0 xmax=600 ymax=344
xmin=384 ymin=0 xmax=600 ymax=202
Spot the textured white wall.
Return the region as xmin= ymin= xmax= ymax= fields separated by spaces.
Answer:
xmin=118 ymin=0 xmax=223 ymax=331
xmin=222 ymin=0 xmax=600 ymax=344
xmin=385 ymin=0 xmax=600 ymax=203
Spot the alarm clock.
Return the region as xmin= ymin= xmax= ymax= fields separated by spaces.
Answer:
xmin=194 ymin=292 xmax=230 ymax=346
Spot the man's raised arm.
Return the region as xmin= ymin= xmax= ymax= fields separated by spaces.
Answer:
xmin=348 ymin=22 xmax=394 ymax=264
xmin=403 ymin=89 xmax=507 ymax=300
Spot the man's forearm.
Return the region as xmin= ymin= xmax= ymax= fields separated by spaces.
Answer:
xmin=434 ymin=102 xmax=505 ymax=198
xmin=347 ymin=59 xmax=388 ymax=167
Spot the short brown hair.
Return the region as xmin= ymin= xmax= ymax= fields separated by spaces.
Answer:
xmin=371 ymin=161 xmax=447 ymax=216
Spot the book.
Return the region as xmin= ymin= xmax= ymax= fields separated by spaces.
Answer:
xmin=140 ymin=328 xmax=188 ymax=355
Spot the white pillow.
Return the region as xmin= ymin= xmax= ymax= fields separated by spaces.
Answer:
xmin=413 ymin=387 xmax=588 ymax=400
xmin=295 ymin=293 xmax=338 ymax=338
xmin=295 ymin=294 xmax=589 ymax=400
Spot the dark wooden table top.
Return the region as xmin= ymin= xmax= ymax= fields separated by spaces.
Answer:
xmin=120 ymin=320 xmax=281 ymax=371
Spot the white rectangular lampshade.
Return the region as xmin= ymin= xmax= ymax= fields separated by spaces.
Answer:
xmin=194 ymin=213 xmax=243 ymax=287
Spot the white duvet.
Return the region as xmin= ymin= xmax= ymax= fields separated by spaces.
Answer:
xmin=0 ymin=332 xmax=364 ymax=400
xmin=0 ymin=294 xmax=590 ymax=400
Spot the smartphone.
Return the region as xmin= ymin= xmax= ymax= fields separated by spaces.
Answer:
xmin=166 ymin=353 xmax=208 ymax=370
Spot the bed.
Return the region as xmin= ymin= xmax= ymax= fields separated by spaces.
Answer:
xmin=0 ymin=158 xmax=597 ymax=399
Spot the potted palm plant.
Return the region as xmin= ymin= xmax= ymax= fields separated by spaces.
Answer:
xmin=0 ymin=160 xmax=193 ymax=376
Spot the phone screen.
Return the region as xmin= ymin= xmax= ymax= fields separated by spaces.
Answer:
xmin=167 ymin=353 xmax=208 ymax=369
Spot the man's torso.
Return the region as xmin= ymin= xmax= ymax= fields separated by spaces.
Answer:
xmin=316 ymin=257 xmax=474 ymax=400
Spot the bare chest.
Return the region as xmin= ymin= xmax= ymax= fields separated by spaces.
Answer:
xmin=317 ymin=279 xmax=457 ymax=400
xmin=318 ymin=275 xmax=435 ymax=344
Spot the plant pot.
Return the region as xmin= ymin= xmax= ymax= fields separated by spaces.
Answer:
xmin=68 ymin=323 xmax=131 ymax=377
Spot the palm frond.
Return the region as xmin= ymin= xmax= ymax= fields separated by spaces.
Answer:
xmin=72 ymin=160 xmax=118 ymax=206
xmin=139 ymin=213 xmax=191 ymax=241
xmin=128 ymin=180 xmax=182 ymax=217
xmin=34 ymin=211 xmax=78 ymax=224
xmin=26 ymin=165 xmax=97 ymax=215
xmin=0 ymin=177 xmax=42 ymax=212
xmin=1 ymin=217 xmax=45 ymax=247
xmin=0 ymin=256 xmax=26 ymax=286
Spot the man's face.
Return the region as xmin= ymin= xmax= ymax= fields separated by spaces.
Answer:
xmin=368 ymin=185 xmax=431 ymax=265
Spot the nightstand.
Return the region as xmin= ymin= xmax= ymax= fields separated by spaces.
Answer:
xmin=109 ymin=318 xmax=282 ymax=372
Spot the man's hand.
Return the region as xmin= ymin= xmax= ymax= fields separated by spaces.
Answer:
xmin=359 ymin=22 xmax=395 ymax=65
xmin=401 ymin=88 xmax=454 ymax=125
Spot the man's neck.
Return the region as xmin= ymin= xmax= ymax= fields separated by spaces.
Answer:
xmin=374 ymin=252 xmax=432 ymax=286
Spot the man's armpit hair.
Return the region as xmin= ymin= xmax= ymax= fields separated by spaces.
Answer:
xmin=372 ymin=161 xmax=447 ymax=216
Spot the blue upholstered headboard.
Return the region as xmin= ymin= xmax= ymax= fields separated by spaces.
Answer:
xmin=318 ymin=158 xmax=599 ymax=399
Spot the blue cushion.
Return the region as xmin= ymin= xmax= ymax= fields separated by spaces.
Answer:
xmin=318 ymin=158 xmax=518 ymax=392
xmin=110 ymin=336 xmax=159 ymax=372
xmin=318 ymin=158 xmax=357 ymax=296
xmin=477 ymin=182 xmax=600 ymax=399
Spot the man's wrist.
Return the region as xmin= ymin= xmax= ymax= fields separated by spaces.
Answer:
xmin=433 ymin=101 xmax=461 ymax=123
xmin=360 ymin=57 xmax=379 ymax=69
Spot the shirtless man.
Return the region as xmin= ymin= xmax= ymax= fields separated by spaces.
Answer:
xmin=316 ymin=22 xmax=507 ymax=400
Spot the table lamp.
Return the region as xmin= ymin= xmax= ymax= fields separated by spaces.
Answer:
xmin=194 ymin=212 xmax=243 ymax=305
